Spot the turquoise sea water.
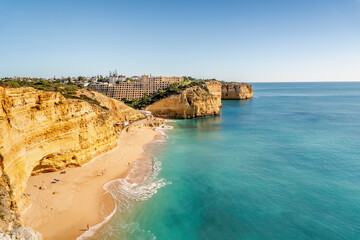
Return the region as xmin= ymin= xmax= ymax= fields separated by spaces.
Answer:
xmin=89 ymin=82 xmax=360 ymax=240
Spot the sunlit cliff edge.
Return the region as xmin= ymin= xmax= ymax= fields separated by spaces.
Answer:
xmin=146 ymin=81 xmax=222 ymax=119
xmin=146 ymin=81 xmax=253 ymax=119
xmin=0 ymin=87 xmax=144 ymax=234
xmin=221 ymin=82 xmax=253 ymax=100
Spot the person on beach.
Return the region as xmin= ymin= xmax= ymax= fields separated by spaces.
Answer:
xmin=87 ymin=224 xmax=89 ymax=230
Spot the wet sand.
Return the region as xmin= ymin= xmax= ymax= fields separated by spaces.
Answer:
xmin=22 ymin=127 xmax=162 ymax=240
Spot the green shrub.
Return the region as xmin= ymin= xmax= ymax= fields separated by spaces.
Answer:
xmin=80 ymin=94 xmax=101 ymax=106
xmin=2 ymin=79 xmax=81 ymax=95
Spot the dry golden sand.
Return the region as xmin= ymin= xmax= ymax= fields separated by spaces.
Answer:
xmin=22 ymin=127 xmax=162 ymax=240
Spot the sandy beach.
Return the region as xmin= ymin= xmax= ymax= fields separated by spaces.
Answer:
xmin=22 ymin=126 xmax=162 ymax=240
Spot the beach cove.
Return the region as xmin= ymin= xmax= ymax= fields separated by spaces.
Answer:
xmin=21 ymin=123 xmax=164 ymax=240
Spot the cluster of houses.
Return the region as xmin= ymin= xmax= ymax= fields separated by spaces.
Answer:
xmin=1 ymin=73 xmax=184 ymax=100
xmin=1 ymin=74 xmax=144 ymax=87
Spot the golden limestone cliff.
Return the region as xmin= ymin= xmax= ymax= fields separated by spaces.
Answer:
xmin=146 ymin=81 xmax=222 ymax=119
xmin=221 ymin=83 xmax=253 ymax=100
xmin=76 ymin=89 xmax=144 ymax=122
xmin=0 ymin=87 xmax=143 ymax=231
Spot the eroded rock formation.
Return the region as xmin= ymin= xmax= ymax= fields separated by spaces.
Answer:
xmin=146 ymin=81 xmax=222 ymax=119
xmin=0 ymin=87 xmax=143 ymax=231
xmin=221 ymin=83 xmax=253 ymax=100
xmin=0 ymin=227 xmax=42 ymax=240
xmin=0 ymin=166 xmax=21 ymax=232
xmin=76 ymin=89 xmax=144 ymax=122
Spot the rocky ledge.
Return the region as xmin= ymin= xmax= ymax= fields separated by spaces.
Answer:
xmin=146 ymin=81 xmax=222 ymax=119
xmin=0 ymin=227 xmax=42 ymax=240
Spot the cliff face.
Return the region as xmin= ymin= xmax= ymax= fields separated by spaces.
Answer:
xmin=221 ymin=83 xmax=253 ymax=100
xmin=76 ymin=89 xmax=144 ymax=122
xmin=146 ymin=81 xmax=222 ymax=119
xmin=0 ymin=87 xmax=143 ymax=231
xmin=206 ymin=81 xmax=222 ymax=105
xmin=0 ymin=165 xmax=21 ymax=232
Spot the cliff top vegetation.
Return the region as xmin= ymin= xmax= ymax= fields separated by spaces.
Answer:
xmin=1 ymin=79 xmax=80 ymax=93
xmin=0 ymin=79 xmax=108 ymax=109
xmin=122 ymin=80 xmax=210 ymax=109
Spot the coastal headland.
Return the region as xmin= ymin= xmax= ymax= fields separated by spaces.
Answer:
xmin=145 ymin=81 xmax=253 ymax=119
xmin=146 ymin=81 xmax=222 ymax=119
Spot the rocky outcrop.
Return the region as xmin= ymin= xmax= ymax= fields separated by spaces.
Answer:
xmin=124 ymin=118 xmax=165 ymax=133
xmin=0 ymin=168 xmax=21 ymax=232
xmin=146 ymin=82 xmax=222 ymax=119
xmin=221 ymin=83 xmax=253 ymax=100
xmin=0 ymin=87 xmax=143 ymax=231
xmin=0 ymin=227 xmax=42 ymax=240
xmin=76 ymin=89 xmax=144 ymax=122
xmin=205 ymin=81 xmax=222 ymax=104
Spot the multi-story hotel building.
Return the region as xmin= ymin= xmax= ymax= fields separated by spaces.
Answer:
xmin=90 ymin=75 xmax=184 ymax=99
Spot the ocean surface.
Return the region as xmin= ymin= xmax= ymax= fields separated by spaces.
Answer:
xmin=86 ymin=82 xmax=360 ymax=240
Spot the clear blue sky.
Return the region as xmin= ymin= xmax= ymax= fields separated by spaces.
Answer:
xmin=0 ymin=0 xmax=359 ymax=82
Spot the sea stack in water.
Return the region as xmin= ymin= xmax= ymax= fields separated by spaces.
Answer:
xmin=221 ymin=83 xmax=253 ymax=100
xmin=146 ymin=81 xmax=222 ymax=119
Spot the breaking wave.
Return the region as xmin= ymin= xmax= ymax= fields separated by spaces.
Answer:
xmin=104 ymin=156 xmax=170 ymax=210
xmin=154 ymin=122 xmax=174 ymax=139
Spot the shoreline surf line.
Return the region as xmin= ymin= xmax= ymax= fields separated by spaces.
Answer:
xmin=76 ymin=124 xmax=171 ymax=240
xmin=22 ymin=125 xmax=168 ymax=240
xmin=76 ymin=121 xmax=172 ymax=240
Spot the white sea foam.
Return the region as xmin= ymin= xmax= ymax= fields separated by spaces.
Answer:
xmin=104 ymin=157 xmax=170 ymax=210
xmin=77 ymin=159 xmax=168 ymax=239
xmin=77 ymin=201 xmax=117 ymax=239
xmin=153 ymin=122 xmax=173 ymax=141
xmin=119 ymin=222 xmax=157 ymax=239
xmin=154 ymin=124 xmax=173 ymax=132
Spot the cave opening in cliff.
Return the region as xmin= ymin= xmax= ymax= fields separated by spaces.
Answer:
xmin=31 ymin=154 xmax=57 ymax=175
xmin=0 ymin=154 xmax=4 ymax=173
